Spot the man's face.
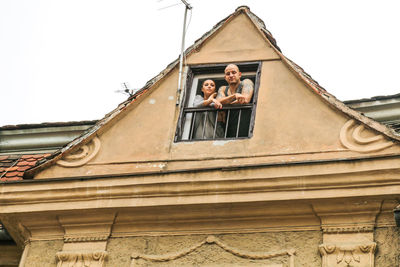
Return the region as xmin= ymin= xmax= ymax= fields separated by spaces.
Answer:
xmin=224 ymin=65 xmax=241 ymax=85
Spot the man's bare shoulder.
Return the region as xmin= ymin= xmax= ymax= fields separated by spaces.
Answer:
xmin=242 ymin=78 xmax=254 ymax=87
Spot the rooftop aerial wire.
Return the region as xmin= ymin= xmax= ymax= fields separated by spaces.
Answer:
xmin=157 ymin=0 xmax=193 ymax=105
xmin=115 ymin=82 xmax=139 ymax=97
xmin=176 ymin=0 xmax=192 ymax=105
xmin=157 ymin=2 xmax=182 ymax=10
xmin=116 ymin=1 xmax=191 ymax=99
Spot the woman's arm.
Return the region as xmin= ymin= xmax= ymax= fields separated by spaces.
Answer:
xmin=193 ymin=93 xmax=221 ymax=108
xmin=202 ymin=93 xmax=217 ymax=106
xmin=193 ymin=95 xmax=205 ymax=107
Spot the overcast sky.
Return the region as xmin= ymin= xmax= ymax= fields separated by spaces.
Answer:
xmin=1 ymin=0 xmax=400 ymax=126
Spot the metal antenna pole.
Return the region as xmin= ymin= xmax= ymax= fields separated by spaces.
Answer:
xmin=176 ymin=0 xmax=192 ymax=105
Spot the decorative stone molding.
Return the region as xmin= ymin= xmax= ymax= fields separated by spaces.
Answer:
xmin=322 ymin=225 xmax=374 ymax=234
xmin=56 ymin=251 xmax=107 ymax=267
xmin=57 ymin=136 xmax=101 ymax=167
xmin=57 ymin=212 xmax=115 ymax=253
xmin=131 ymin=235 xmax=295 ymax=267
xmin=319 ymin=242 xmax=376 ymax=267
xmin=340 ymin=120 xmax=393 ymax=153
xmin=64 ymin=235 xmax=109 ymax=243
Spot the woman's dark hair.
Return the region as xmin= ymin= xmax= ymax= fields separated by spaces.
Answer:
xmin=200 ymin=79 xmax=215 ymax=96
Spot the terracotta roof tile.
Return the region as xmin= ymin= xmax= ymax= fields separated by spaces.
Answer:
xmin=17 ymin=161 xmax=29 ymax=166
xmin=17 ymin=166 xmax=31 ymax=172
xmin=0 ymin=163 xmax=8 ymax=168
xmin=1 ymin=177 xmax=22 ymax=182
xmin=5 ymin=171 xmax=20 ymax=177
xmin=0 ymin=176 xmax=22 ymax=182
xmin=0 ymin=153 xmax=48 ymax=182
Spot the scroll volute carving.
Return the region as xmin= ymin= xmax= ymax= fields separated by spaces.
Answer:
xmin=56 ymin=251 xmax=107 ymax=267
xmin=340 ymin=119 xmax=394 ymax=153
xmin=56 ymin=136 xmax=101 ymax=167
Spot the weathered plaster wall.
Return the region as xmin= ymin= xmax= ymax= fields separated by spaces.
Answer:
xmin=24 ymin=240 xmax=63 ymax=267
xmin=375 ymin=226 xmax=400 ymax=267
xmin=15 ymin=228 xmax=400 ymax=266
xmin=186 ymin=12 xmax=280 ymax=64
xmin=106 ymin=231 xmax=322 ymax=267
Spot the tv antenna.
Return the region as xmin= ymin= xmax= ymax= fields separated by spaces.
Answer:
xmin=176 ymin=0 xmax=192 ymax=105
xmin=115 ymin=82 xmax=139 ymax=97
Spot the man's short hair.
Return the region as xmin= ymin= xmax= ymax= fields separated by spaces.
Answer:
xmin=225 ymin=64 xmax=240 ymax=73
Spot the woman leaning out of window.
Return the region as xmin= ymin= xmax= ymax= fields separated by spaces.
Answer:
xmin=192 ymin=79 xmax=224 ymax=139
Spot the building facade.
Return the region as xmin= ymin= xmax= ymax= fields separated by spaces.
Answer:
xmin=1 ymin=6 xmax=399 ymax=267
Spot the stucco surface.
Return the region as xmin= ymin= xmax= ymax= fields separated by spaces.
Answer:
xmin=106 ymin=231 xmax=322 ymax=267
xmin=24 ymin=240 xmax=63 ymax=267
xmin=186 ymin=12 xmax=280 ymax=64
xmin=374 ymin=227 xmax=400 ymax=267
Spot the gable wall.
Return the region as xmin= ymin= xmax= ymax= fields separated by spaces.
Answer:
xmin=34 ymin=12 xmax=400 ymax=180
xmin=187 ymin=13 xmax=280 ymax=64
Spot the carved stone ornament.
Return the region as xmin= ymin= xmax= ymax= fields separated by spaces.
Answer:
xmin=340 ymin=120 xmax=393 ymax=153
xmin=57 ymin=136 xmax=101 ymax=167
xmin=319 ymin=242 xmax=376 ymax=267
xmin=56 ymin=251 xmax=107 ymax=267
xmin=131 ymin=235 xmax=295 ymax=267
xmin=64 ymin=235 xmax=109 ymax=243
xmin=322 ymin=225 xmax=374 ymax=234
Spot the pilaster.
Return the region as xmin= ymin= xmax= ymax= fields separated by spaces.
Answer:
xmin=314 ymin=200 xmax=381 ymax=267
xmin=55 ymin=211 xmax=115 ymax=267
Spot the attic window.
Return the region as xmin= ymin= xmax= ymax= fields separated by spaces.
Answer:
xmin=175 ymin=62 xmax=261 ymax=141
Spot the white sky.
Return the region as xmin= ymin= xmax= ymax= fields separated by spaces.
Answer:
xmin=1 ymin=0 xmax=400 ymax=126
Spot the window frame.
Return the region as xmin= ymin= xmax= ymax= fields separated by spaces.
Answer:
xmin=174 ymin=61 xmax=262 ymax=142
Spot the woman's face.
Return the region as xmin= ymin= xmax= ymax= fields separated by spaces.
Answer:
xmin=201 ymin=80 xmax=216 ymax=96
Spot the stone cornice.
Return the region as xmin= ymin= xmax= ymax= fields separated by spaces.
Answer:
xmin=2 ymin=197 xmax=397 ymax=247
xmin=1 ymin=159 xmax=400 ymax=213
xmin=30 ymin=150 xmax=400 ymax=180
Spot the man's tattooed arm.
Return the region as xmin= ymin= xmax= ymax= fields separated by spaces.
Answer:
xmin=241 ymin=79 xmax=254 ymax=104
